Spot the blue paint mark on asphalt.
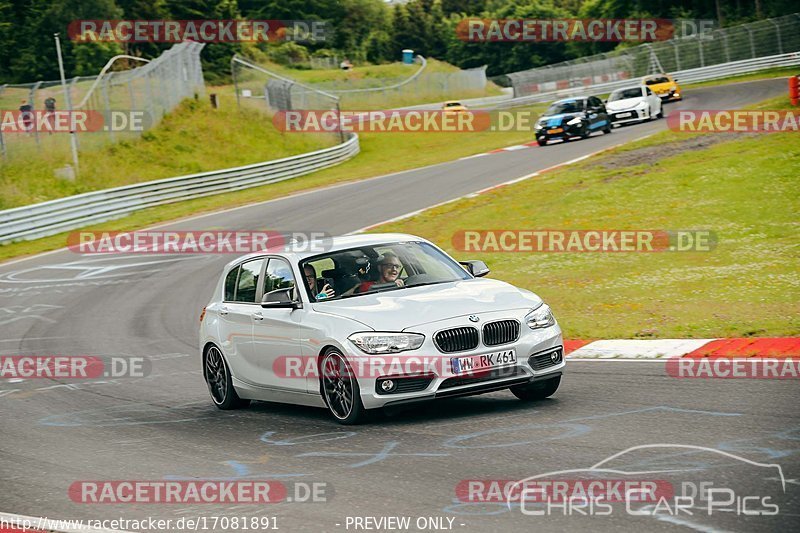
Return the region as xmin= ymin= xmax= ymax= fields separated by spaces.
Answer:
xmin=260 ymin=431 xmax=357 ymax=446
xmin=443 ymin=406 xmax=741 ymax=449
xmin=296 ymin=440 xmax=449 ymax=468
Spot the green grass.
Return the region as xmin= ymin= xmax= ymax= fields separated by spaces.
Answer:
xmin=0 ymin=103 xmax=546 ymax=262
xmin=231 ymin=57 xmax=504 ymax=110
xmin=0 ymin=93 xmax=337 ymax=209
xmin=259 ymin=58 xmax=462 ymax=85
xmin=369 ymin=96 xmax=800 ymax=339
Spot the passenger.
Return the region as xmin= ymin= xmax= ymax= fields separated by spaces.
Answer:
xmin=358 ymin=252 xmax=404 ymax=293
xmin=304 ymin=264 xmax=334 ymax=300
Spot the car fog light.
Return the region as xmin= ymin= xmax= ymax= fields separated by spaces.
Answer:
xmin=380 ymin=379 xmax=395 ymax=392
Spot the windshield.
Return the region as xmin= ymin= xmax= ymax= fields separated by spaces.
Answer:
xmin=609 ymin=88 xmax=644 ymax=101
xmin=300 ymin=241 xmax=471 ymax=302
xmin=545 ymin=100 xmax=584 ymax=115
xmin=444 ymin=102 xmax=463 ymax=107
xmin=645 ymin=76 xmax=669 ymax=85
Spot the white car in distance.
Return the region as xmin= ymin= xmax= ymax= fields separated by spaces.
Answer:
xmin=200 ymin=234 xmax=564 ymax=424
xmin=606 ymin=85 xmax=663 ymax=125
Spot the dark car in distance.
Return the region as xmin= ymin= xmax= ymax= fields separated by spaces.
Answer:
xmin=534 ymin=96 xmax=612 ymax=146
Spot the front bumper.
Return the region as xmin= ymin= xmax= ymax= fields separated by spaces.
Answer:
xmin=610 ymin=109 xmax=647 ymax=124
xmin=535 ymin=121 xmax=584 ymax=142
xmin=657 ymin=89 xmax=681 ymax=101
xmin=354 ymin=324 xmax=564 ymax=409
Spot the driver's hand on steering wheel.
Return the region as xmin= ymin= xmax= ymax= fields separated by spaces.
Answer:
xmin=394 ymin=279 xmax=405 ymax=287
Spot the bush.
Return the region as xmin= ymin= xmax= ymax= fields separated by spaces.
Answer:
xmin=268 ymin=42 xmax=311 ymax=65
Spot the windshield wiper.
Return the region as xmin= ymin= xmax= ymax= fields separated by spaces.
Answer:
xmin=402 ymin=280 xmax=452 ymax=289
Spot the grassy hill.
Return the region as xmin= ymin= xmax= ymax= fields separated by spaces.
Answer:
xmin=0 ymin=94 xmax=337 ymax=210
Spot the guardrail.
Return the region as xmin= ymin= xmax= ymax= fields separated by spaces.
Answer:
xmin=494 ymin=52 xmax=800 ymax=108
xmin=0 ymin=134 xmax=359 ymax=245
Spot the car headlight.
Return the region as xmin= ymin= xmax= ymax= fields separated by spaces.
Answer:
xmin=535 ymin=122 xmax=544 ymax=130
xmin=348 ymin=332 xmax=425 ymax=354
xmin=525 ymin=304 xmax=556 ymax=330
xmin=566 ymin=117 xmax=583 ymax=125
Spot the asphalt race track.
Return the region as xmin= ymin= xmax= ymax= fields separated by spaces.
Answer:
xmin=1 ymin=78 xmax=797 ymax=532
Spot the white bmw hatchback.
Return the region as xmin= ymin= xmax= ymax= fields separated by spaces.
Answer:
xmin=200 ymin=234 xmax=564 ymax=424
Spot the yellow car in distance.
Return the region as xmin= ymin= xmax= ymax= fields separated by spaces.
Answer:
xmin=642 ymin=74 xmax=682 ymax=101
xmin=442 ymin=100 xmax=469 ymax=113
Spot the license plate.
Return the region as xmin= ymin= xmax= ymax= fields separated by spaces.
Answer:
xmin=616 ymin=112 xmax=632 ymax=118
xmin=547 ymin=128 xmax=563 ymax=134
xmin=451 ymin=349 xmax=517 ymax=375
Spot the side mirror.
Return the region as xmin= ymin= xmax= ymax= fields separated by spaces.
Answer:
xmin=460 ymin=260 xmax=490 ymax=278
xmin=261 ymin=287 xmax=302 ymax=309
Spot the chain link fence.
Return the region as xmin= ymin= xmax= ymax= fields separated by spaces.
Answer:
xmin=232 ymin=54 xmax=488 ymax=111
xmin=0 ymin=41 xmax=205 ymax=163
xmin=232 ymin=54 xmax=344 ymax=146
xmin=507 ymin=13 xmax=800 ymax=97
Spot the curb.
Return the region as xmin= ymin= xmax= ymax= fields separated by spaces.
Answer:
xmin=565 ymin=337 xmax=800 ymax=360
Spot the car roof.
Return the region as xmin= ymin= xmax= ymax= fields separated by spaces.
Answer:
xmin=611 ymin=86 xmax=645 ymax=92
xmin=553 ymin=97 xmax=588 ymax=104
xmin=223 ymin=233 xmax=431 ymax=269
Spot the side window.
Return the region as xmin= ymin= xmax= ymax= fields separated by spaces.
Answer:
xmin=224 ymin=266 xmax=239 ymax=301
xmin=234 ymin=259 xmax=265 ymax=303
xmin=645 ymin=87 xmax=653 ymax=96
xmin=264 ymin=258 xmax=296 ymax=295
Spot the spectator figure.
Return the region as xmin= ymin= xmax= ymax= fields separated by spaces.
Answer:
xmin=340 ymin=58 xmax=353 ymax=70
xmin=43 ymin=97 xmax=56 ymax=134
xmin=19 ymin=99 xmax=33 ymax=133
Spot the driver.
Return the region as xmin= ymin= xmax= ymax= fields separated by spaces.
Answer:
xmin=358 ymin=252 xmax=404 ymax=293
xmin=304 ymin=264 xmax=335 ymax=300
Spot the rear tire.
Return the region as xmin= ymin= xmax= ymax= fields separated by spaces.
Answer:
xmin=204 ymin=345 xmax=250 ymax=410
xmin=603 ymin=124 xmax=612 ymax=134
xmin=510 ymin=376 xmax=561 ymax=401
xmin=320 ymin=349 xmax=369 ymax=425
xmin=657 ymin=107 xmax=664 ymax=119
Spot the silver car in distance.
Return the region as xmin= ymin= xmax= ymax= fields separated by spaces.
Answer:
xmin=200 ymin=234 xmax=564 ymax=424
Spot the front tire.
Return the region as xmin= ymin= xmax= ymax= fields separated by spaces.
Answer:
xmin=510 ymin=376 xmax=561 ymax=401
xmin=204 ymin=345 xmax=250 ymax=410
xmin=320 ymin=349 xmax=368 ymax=425
xmin=537 ymin=139 xmax=547 ymax=147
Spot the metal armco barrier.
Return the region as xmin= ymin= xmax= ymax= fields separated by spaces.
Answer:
xmin=0 ymin=134 xmax=359 ymax=245
xmin=494 ymin=52 xmax=800 ymax=108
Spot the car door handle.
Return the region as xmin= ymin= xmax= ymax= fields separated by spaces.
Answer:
xmin=219 ymin=306 xmax=229 ymax=316
xmin=252 ymin=312 xmax=264 ymax=321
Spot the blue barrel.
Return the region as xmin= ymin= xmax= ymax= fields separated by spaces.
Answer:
xmin=402 ymin=49 xmax=414 ymax=64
